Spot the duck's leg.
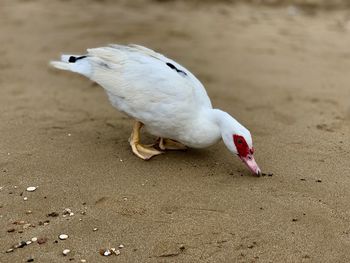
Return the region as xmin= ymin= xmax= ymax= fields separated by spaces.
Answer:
xmin=158 ymin=138 xmax=187 ymax=151
xmin=129 ymin=121 xmax=163 ymax=160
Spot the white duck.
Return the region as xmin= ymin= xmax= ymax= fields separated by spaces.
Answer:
xmin=51 ymin=44 xmax=261 ymax=175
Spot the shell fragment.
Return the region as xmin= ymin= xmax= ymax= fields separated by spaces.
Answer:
xmin=26 ymin=187 xmax=37 ymax=192
xmin=59 ymin=234 xmax=68 ymax=240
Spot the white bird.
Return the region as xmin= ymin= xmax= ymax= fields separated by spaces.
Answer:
xmin=51 ymin=44 xmax=261 ymax=175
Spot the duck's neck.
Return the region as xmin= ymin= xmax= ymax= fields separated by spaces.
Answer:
xmin=210 ymin=109 xmax=244 ymax=132
xmin=209 ymin=109 xmax=251 ymax=151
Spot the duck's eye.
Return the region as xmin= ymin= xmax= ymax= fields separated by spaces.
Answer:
xmin=237 ymin=138 xmax=243 ymax=144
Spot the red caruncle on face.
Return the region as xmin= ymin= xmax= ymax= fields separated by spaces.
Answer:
xmin=233 ymin=134 xmax=251 ymax=158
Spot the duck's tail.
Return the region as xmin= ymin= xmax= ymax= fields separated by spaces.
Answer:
xmin=50 ymin=55 xmax=92 ymax=78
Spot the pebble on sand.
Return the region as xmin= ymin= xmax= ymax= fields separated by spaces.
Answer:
xmin=37 ymin=237 xmax=48 ymax=244
xmin=23 ymin=197 xmax=28 ymax=201
xmin=63 ymin=249 xmax=71 ymax=256
xmin=31 ymin=237 xmax=38 ymax=242
xmin=59 ymin=234 xmax=69 ymax=240
xmin=110 ymin=248 xmax=120 ymax=255
xmin=47 ymin=212 xmax=59 ymax=217
xmin=15 ymin=241 xmax=27 ymax=248
xmin=63 ymin=208 xmax=74 ymax=217
xmin=26 ymin=187 xmax=37 ymax=192
xmin=100 ymin=248 xmax=120 ymax=256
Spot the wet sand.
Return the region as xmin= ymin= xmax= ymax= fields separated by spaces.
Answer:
xmin=1 ymin=0 xmax=350 ymax=262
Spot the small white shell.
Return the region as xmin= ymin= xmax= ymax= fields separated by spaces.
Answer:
xmin=118 ymin=244 xmax=124 ymax=249
xmin=26 ymin=186 xmax=36 ymax=192
xmin=31 ymin=237 xmax=38 ymax=242
xmin=59 ymin=234 xmax=69 ymax=240
xmin=63 ymin=249 xmax=70 ymax=256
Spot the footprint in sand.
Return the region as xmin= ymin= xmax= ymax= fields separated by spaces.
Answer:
xmin=316 ymin=124 xmax=334 ymax=132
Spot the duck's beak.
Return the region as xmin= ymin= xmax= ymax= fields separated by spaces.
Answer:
xmin=240 ymin=154 xmax=261 ymax=176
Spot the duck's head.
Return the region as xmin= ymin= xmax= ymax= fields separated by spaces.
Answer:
xmin=214 ymin=109 xmax=261 ymax=176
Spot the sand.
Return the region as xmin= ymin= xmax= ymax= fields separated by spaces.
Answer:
xmin=1 ymin=0 xmax=350 ymax=262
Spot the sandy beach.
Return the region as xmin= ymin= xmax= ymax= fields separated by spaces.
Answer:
xmin=1 ymin=0 xmax=350 ymax=262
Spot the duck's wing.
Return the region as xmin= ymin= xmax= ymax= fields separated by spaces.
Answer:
xmin=93 ymin=45 xmax=211 ymax=113
xmin=51 ymin=45 xmax=212 ymax=119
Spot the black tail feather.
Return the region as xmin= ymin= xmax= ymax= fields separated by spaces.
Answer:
xmin=68 ymin=55 xmax=87 ymax=63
